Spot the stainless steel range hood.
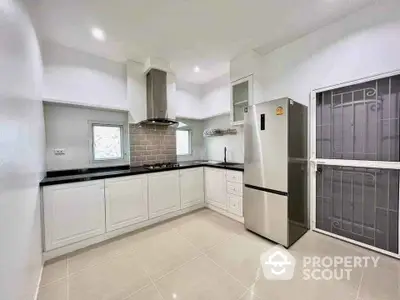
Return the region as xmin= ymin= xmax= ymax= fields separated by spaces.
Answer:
xmin=139 ymin=68 xmax=178 ymax=126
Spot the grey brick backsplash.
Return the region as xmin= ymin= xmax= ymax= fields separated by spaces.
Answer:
xmin=129 ymin=124 xmax=177 ymax=166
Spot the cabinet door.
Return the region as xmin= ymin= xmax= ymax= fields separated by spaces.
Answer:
xmin=231 ymin=75 xmax=252 ymax=125
xmin=148 ymin=170 xmax=180 ymax=218
xmin=180 ymin=168 xmax=204 ymax=209
xmin=205 ymin=168 xmax=227 ymax=209
xmin=105 ymin=175 xmax=148 ymax=232
xmin=43 ymin=180 xmax=106 ymax=251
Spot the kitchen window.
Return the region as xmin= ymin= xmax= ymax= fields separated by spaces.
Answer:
xmin=91 ymin=123 xmax=124 ymax=161
xmin=176 ymin=129 xmax=191 ymax=156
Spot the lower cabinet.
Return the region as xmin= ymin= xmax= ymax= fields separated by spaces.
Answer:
xmin=148 ymin=170 xmax=181 ymax=218
xmin=43 ymin=180 xmax=106 ymax=251
xmin=42 ymin=167 xmax=244 ymax=256
xmin=205 ymin=168 xmax=227 ymax=209
xmin=180 ymin=168 xmax=204 ymax=208
xmin=226 ymin=171 xmax=244 ymax=217
xmin=105 ymin=175 xmax=148 ymax=232
xmin=227 ymin=194 xmax=243 ymax=216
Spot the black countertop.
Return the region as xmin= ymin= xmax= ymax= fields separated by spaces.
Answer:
xmin=40 ymin=161 xmax=244 ymax=186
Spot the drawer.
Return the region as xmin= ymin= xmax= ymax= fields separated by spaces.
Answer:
xmin=226 ymin=171 xmax=243 ymax=183
xmin=226 ymin=181 xmax=243 ymax=196
xmin=228 ymin=194 xmax=243 ymax=216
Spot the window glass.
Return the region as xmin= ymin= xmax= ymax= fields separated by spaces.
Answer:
xmin=93 ymin=125 xmax=122 ymax=160
xmin=176 ymin=130 xmax=190 ymax=156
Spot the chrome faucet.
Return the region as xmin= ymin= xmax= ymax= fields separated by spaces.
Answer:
xmin=224 ymin=147 xmax=227 ymax=163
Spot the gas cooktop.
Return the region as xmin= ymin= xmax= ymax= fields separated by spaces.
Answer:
xmin=142 ymin=162 xmax=180 ymax=170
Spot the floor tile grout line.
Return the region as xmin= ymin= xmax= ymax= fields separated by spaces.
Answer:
xmin=66 ymin=246 xmax=137 ymax=277
xmin=149 ymin=277 xmax=166 ymax=300
xmin=153 ymin=252 xmax=206 ymax=282
xmin=171 ymin=218 xmax=240 ymax=255
xmin=119 ymin=282 xmax=153 ymax=300
xmin=119 ymin=257 xmax=166 ymax=300
xmin=43 ymin=211 xmax=247 ymax=297
xmin=355 ymin=269 xmax=364 ymax=300
xmin=39 ymin=257 xmax=69 ymax=288
xmin=59 ymin=211 xmax=207 ymax=298
xmin=118 ymin=250 xmax=154 ymax=300
xmin=39 ymin=275 xmax=67 ymax=288
xmin=66 ymin=257 xmax=70 ymax=300
xmin=142 ymin=264 xmax=165 ymax=300
xmin=204 ymin=251 xmax=251 ymax=292
xmin=237 ymin=289 xmax=252 ymax=300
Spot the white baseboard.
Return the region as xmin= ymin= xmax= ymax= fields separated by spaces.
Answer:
xmin=34 ymin=265 xmax=43 ymax=300
xmin=206 ymin=203 xmax=244 ymax=223
xmin=43 ymin=204 xmax=205 ymax=261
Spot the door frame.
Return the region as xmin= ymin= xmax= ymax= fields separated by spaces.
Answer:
xmin=309 ymin=69 xmax=400 ymax=259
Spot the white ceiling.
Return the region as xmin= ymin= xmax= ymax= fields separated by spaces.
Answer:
xmin=28 ymin=0 xmax=374 ymax=84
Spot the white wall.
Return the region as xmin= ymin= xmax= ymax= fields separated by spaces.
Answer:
xmin=44 ymin=103 xmax=130 ymax=171
xmin=261 ymin=1 xmax=400 ymax=106
xmin=126 ymin=60 xmax=146 ymax=123
xmin=201 ymin=73 xmax=230 ymax=118
xmin=203 ymin=115 xmax=244 ymax=163
xmin=0 ymin=1 xmax=45 ymax=299
xmin=42 ymin=41 xmax=127 ymax=110
xmin=174 ymin=80 xmax=203 ymax=119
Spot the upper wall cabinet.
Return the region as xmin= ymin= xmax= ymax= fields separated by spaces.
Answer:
xmin=231 ymin=75 xmax=252 ymax=125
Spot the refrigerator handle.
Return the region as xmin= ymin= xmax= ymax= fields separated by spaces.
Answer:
xmin=244 ymin=117 xmax=251 ymax=165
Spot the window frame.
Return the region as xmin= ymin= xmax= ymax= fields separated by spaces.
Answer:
xmin=176 ymin=128 xmax=192 ymax=157
xmin=89 ymin=121 xmax=125 ymax=163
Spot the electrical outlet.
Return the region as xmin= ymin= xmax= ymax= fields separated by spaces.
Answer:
xmin=53 ymin=148 xmax=65 ymax=156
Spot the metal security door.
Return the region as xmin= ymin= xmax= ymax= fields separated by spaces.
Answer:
xmin=310 ymin=71 xmax=400 ymax=258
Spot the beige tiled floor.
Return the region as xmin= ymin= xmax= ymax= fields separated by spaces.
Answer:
xmin=38 ymin=209 xmax=400 ymax=300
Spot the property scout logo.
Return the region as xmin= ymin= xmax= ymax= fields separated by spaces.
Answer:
xmin=260 ymin=245 xmax=379 ymax=281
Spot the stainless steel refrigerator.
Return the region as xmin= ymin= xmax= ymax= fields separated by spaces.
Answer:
xmin=244 ymin=98 xmax=308 ymax=247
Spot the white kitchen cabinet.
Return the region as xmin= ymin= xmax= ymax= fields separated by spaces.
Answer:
xmin=228 ymin=194 xmax=243 ymax=216
xmin=43 ymin=180 xmax=106 ymax=251
xmin=148 ymin=170 xmax=181 ymax=218
xmin=226 ymin=170 xmax=243 ymax=183
xmin=205 ymin=168 xmax=227 ymax=209
xmin=180 ymin=168 xmax=204 ymax=208
xmin=105 ymin=175 xmax=148 ymax=232
xmin=226 ymin=181 xmax=243 ymax=196
xmin=226 ymin=170 xmax=244 ymax=217
xmin=231 ymin=75 xmax=252 ymax=125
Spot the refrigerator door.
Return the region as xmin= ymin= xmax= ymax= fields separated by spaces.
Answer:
xmin=244 ymin=98 xmax=288 ymax=192
xmin=243 ymin=186 xmax=288 ymax=246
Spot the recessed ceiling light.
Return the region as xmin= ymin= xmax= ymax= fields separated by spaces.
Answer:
xmin=194 ymin=66 xmax=200 ymax=73
xmin=91 ymin=27 xmax=106 ymax=41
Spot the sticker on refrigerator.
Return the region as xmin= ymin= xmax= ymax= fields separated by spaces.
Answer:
xmin=276 ymin=106 xmax=284 ymax=115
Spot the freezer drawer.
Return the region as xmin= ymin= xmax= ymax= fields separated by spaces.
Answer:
xmin=243 ymin=186 xmax=288 ymax=247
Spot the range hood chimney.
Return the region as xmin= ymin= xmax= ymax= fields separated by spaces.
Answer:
xmin=139 ymin=68 xmax=178 ymax=126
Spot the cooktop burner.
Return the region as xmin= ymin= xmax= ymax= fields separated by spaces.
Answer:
xmin=143 ymin=162 xmax=180 ymax=170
